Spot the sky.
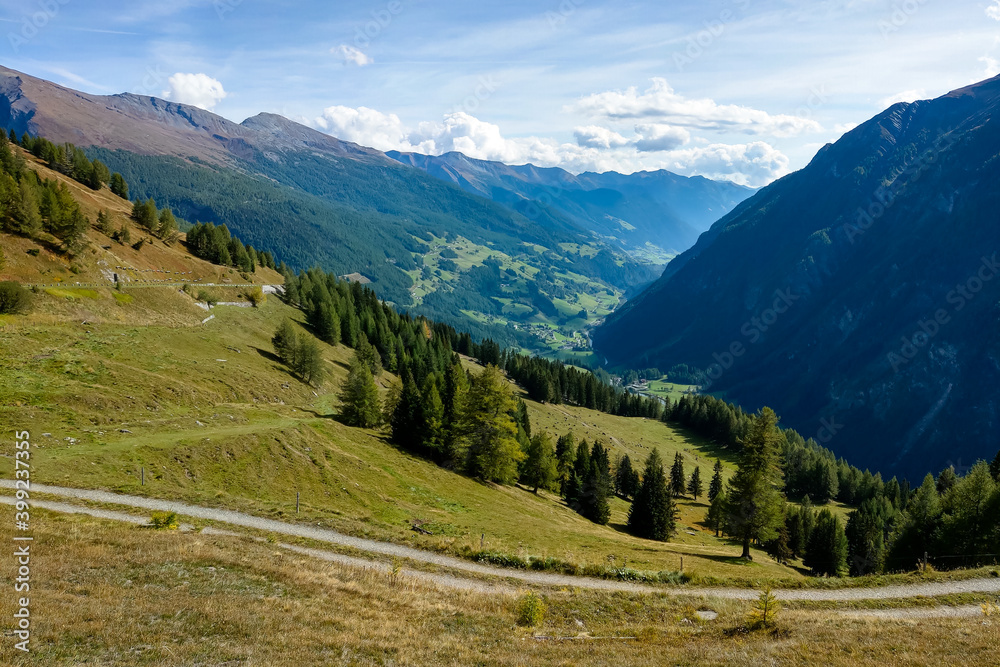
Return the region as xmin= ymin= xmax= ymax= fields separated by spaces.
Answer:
xmin=2 ymin=0 xmax=1000 ymax=187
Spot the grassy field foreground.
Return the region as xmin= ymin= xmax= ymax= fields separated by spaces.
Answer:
xmin=1 ymin=511 xmax=998 ymax=666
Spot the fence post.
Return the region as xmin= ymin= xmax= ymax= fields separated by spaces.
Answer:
xmin=296 ymin=492 xmax=300 ymax=513
xmin=141 ymin=467 xmax=144 ymax=486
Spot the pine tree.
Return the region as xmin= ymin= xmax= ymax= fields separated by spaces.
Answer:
xmin=441 ymin=360 xmax=468 ymax=465
xmin=580 ymin=441 xmax=611 ymax=524
xmin=157 ymin=208 xmax=177 ymax=239
xmin=355 ymin=333 xmax=383 ymax=376
xmin=670 ymin=452 xmax=686 ymax=498
xmin=555 ymin=432 xmax=577 ymax=498
xmin=991 ymin=449 xmax=1000 ymax=481
xmin=95 ymin=209 xmax=113 ymax=235
xmin=522 ymin=432 xmax=557 ymax=493
xmin=390 ymin=369 xmax=424 ymax=452
xmin=338 ymin=355 xmax=382 ymax=427
xmin=688 ymin=466 xmax=703 ymax=500
xmin=421 ymin=375 xmax=446 ymax=457
xmin=615 ymin=454 xmax=640 ymax=499
xmin=272 ymin=319 xmax=299 ymax=366
xmin=292 ymin=334 xmax=325 ymax=386
xmin=627 ymin=448 xmax=677 ymax=541
xmin=708 ymin=458 xmax=724 ymax=501
xmin=804 ymin=509 xmax=848 ymax=576
xmin=936 ymin=465 xmax=958 ymax=495
xmin=725 ymin=407 xmax=786 ymax=560
xmin=706 ymin=489 xmax=726 ymax=537
xmin=463 ymin=365 xmax=523 ymax=484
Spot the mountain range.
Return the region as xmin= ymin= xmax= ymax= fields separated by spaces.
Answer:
xmin=595 ymin=75 xmax=1000 ymax=480
xmin=0 ymin=65 xmax=751 ymax=352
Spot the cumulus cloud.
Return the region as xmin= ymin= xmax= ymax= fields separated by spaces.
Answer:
xmin=664 ymin=142 xmax=790 ymax=187
xmin=633 ymin=123 xmax=690 ymax=152
xmin=332 ymin=44 xmax=373 ymax=67
xmin=161 ymin=73 xmax=227 ymax=110
xmin=573 ymin=125 xmax=631 ymax=149
xmin=987 ymin=1 xmax=1000 ymax=20
xmin=877 ymin=89 xmax=926 ymax=108
xmin=571 ymin=78 xmax=822 ymax=137
xmin=314 ymin=105 xmax=786 ymax=187
xmin=980 ymin=55 xmax=1000 ymax=78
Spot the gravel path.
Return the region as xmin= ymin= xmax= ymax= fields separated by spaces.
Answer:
xmin=4 ymin=482 xmax=1000 ymax=604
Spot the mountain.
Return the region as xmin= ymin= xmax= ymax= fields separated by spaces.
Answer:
xmin=388 ymin=150 xmax=754 ymax=261
xmin=594 ymin=75 xmax=1000 ymax=480
xmin=0 ymin=65 xmax=671 ymax=350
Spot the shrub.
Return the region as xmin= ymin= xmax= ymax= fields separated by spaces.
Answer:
xmin=0 ymin=281 xmax=31 ymax=314
xmin=197 ymin=289 xmax=217 ymax=306
xmin=247 ymin=285 xmax=266 ymax=307
xmin=515 ymin=592 xmax=546 ymax=627
xmin=149 ymin=511 xmax=179 ymax=530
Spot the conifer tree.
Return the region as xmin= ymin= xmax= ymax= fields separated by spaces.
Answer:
xmin=157 ymin=208 xmax=176 ymax=239
xmin=707 ymin=489 xmax=726 ymax=537
xmin=725 ymin=407 xmax=786 ymax=560
xmin=670 ymin=452 xmax=686 ymax=498
xmin=804 ymin=509 xmax=848 ymax=576
xmin=614 ymin=454 xmax=640 ymax=499
xmin=580 ymin=441 xmax=611 ymax=524
xmin=991 ymin=449 xmax=1000 ymax=481
xmin=462 ymin=365 xmax=523 ymax=484
xmin=627 ymin=448 xmax=677 ymax=541
xmin=293 ymin=335 xmax=325 ymax=386
xmin=555 ymin=432 xmax=577 ymax=497
xmin=272 ymin=319 xmax=299 ymax=366
xmin=421 ymin=375 xmax=446 ymax=457
xmin=96 ymin=209 xmax=113 ymax=235
xmin=688 ymin=466 xmax=703 ymax=500
xmin=338 ymin=355 xmax=382 ymax=427
xmin=522 ymin=432 xmax=557 ymax=493
xmin=708 ymin=458 xmax=724 ymax=501
xmin=391 ymin=369 xmax=424 ymax=452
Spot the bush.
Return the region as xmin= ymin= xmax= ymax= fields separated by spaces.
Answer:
xmin=474 ymin=550 xmax=528 ymax=569
xmin=0 ymin=281 xmax=31 ymax=314
xmin=149 ymin=511 xmax=179 ymax=530
xmin=247 ymin=285 xmax=266 ymax=307
xmin=196 ymin=289 xmax=217 ymax=306
xmin=515 ymin=592 xmax=546 ymax=627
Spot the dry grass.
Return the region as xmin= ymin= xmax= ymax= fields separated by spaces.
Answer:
xmin=1 ymin=511 xmax=999 ymax=666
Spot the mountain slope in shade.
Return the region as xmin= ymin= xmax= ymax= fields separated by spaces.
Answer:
xmin=594 ymin=75 xmax=1000 ymax=480
xmin=388 ymin=150 xmax=754 ymax=259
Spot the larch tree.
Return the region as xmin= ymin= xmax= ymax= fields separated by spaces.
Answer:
xmin=725 ymin=407 xmax=786 ymax=560
xmin=462 ymin=365 xmax=523 ymax=484
xmin=338 ymin=354 xmax=382 ymax=428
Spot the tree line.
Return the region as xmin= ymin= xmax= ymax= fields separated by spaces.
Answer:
xmin=0 ymin=130 xmax=90 ymax=253
xmin=14 ymin=131 xmax=129 ymax=198
xmin=186 ymin=221 xmax=276 ymax=274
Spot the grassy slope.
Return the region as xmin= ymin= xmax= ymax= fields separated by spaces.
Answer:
xmin=2 ymin=511 xmax=998 ymax=666
xmin=0 ymin=289 xmax=796 ymax=583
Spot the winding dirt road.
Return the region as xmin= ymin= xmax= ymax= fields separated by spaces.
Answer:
xmin=3 ymin=481 xmax=1000 ymax=609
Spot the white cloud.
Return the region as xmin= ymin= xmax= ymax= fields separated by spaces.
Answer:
xmin=877 ymin=89 xmax=926 ymax=108
xmin=571 ymin=78 xmax=822 ymax=137
xmin=315 ymin=106 xmax=409 ymax=151
xmin=573 ymin=125 xmax=631 ymax=149
xmin=314 ymin=106 xmax=786 ymax=187
xmin=332 ymin=44 xmax=373 ymax=67
xmin=980 ymin=55 xmax=1000 ymax=78
xmin=664 ymin=142 xmax=790 ymax=187
xmin=161 ymin=73 xmax=228 ymax=110
xmin=633 ymin=123 xmax=690 ymax=152
xmin=987 ymin=1 xmax=1000 ymax=20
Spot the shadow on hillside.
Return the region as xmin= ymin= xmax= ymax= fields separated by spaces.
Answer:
xmin=251 ymin=345 xmax=282 ymax=364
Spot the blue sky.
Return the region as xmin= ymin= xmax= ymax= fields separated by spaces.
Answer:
xmin=2 ymin=0 xmax=999 ymax=186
